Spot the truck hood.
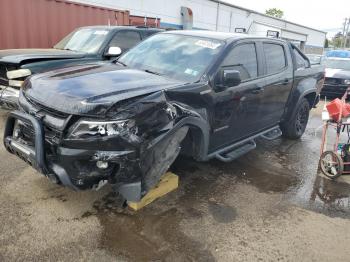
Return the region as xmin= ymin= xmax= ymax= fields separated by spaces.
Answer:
xmin=0 ymin=49 xmax=86 ymax=64
xmin=325 ymin=68 xmax=350 ymax=79
xmin=22 ymin=63 xmax=183 ymax=116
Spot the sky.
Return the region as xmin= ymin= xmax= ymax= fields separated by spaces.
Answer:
xmin=222 ymin=0 xmax=350 ymax=38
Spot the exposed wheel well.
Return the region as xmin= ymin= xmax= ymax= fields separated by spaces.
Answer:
xmin=304 ymin=92 xmax=317 ymax=108
xmin=180 ymin=125 xmax=205 ymax=160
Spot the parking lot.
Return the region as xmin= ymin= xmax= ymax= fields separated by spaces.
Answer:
xmin=1 ymin=102 xmax=350 ymax=262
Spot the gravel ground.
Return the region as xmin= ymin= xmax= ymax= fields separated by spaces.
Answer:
xmin=1 ymin=102 xmax=350 ymax=261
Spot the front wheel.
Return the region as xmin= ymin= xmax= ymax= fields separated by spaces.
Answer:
xmin=280 ymin=98 xmax=310 ymax=139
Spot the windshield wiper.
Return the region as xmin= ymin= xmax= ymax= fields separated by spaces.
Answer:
xmin=144 ymin=69 xmax=163 ymax=76
xmin=115 ymin=60 xmax=127 ymax=67
xmin=55 ymin=47 xmax=76 ymax=52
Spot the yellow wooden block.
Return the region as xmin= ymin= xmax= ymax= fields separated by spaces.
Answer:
xmin=127 ymin=172 xmax=178 ymax=211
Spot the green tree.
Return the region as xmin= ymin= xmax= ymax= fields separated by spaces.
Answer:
xmin=332 ymin=38 xmax=342 ymax=48
xmin=265 ymin=8 xmax=284 ymax=18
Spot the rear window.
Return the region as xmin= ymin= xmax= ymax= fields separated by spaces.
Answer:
xmin=109 ymin=31 xmax=142 ymax=51
xmin=263 ymin=43 xmax=286 ymax=74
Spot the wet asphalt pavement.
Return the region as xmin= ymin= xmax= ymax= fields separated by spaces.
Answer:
xmin=1 ymin=102 xmax=350 ymax=261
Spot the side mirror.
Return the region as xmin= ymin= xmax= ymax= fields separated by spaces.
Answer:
xmin=106 ymin=46 xmax=122 ymax=57
xmin=222 ymin=69 xmax=241 ymax=87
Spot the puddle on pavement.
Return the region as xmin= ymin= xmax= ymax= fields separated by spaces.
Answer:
xmin=90 ymin=191 xmax=215 ymax=262
xmin=294 ymin=173 xmax=350 ymax=218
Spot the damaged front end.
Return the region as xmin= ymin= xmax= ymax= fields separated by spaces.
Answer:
xmin=4 ymin=91 xmax=198 ymax=202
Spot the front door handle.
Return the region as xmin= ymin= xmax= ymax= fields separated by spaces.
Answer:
xmin=251 ymin=87 xmax=264 ymax=94
xmin=282 ymin=78 xmax=290 ymax=85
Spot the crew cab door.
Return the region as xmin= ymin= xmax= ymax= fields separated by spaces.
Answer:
xmin=258 ymin=41 xmax=294 ymax=127
xmin=210 ymin=41 xmax=265 ymax=151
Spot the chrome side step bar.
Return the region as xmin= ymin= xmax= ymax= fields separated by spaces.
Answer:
xmin=207 ymin=125 xmax=281 ymax=162
xmin=260 ymin=127 xmax=282 ymax=140
xmin=216 ymin=140 xmax=256 ymax=162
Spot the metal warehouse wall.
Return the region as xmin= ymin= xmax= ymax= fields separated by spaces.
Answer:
xmin=73 ymin=0 xmax=326 ymax=53
xmin=0 ymin=0 xmax=131 ymax=49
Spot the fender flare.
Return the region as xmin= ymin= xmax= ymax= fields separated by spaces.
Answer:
xmin=149 ymin=116 xmax=210 ymax=161
xmin=293 ymin=89 xmax=316 ymax=116
xmin=282 ymin=85 xmax=317 ymax=123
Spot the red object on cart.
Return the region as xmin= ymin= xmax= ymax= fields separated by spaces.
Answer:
xmin=326 ymin=98 xmax=350 ymax=121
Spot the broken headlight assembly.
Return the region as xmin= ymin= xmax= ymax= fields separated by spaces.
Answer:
xmin=67 ymin=119 xmax=138 ymax=139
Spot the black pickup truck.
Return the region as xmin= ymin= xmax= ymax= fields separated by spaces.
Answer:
xmin=4 ymin=31 xmax=324 ymax=202
xmin=0 ymin=26 xmax=163 ymax=109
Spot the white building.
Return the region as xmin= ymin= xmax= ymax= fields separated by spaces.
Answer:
xmin=73 ymin=0 xmax=326 ymax=54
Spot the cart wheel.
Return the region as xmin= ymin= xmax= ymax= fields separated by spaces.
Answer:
xmin=319 ymin=151 xmax=344 ymax=179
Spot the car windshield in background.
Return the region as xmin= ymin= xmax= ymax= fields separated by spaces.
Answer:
xmin=307 ymin=54 xmax=322 ymax=65
xmin=325 ymin=59 xmax=350 ymax=71
xmin=54 ymin=28 xmax=110 ymax=53
xmin=118 ymin=33 xmax=224 ymax=82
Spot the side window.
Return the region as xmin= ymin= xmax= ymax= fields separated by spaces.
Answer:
xmin=221 ymin=43 xmax=258 ymax=81
xmin=293 ymin=48 xmax=310 ymax=69
xmin=109 ymin=31 xmax=142 ymax=52
xmin=263 ymin=43 xmax=286 ymax=74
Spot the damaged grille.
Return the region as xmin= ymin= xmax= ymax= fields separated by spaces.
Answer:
xmin=24 ymin=94 xmax=69 ymax=119
xmin=17 ymin=119 xmax=63 ymax=147
xmin=17 ymin=95 xmax=69 ymax=148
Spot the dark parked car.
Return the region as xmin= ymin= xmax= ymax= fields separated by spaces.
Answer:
xmin=4 ymin=31 xmax=324 ymax=202
xmin=0 ymin=26 xmax=163 ymax=109
xmin=321 ymin=57 xmax=350 ymax=98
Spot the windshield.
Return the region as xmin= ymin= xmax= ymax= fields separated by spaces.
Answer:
xmin=54 ymin=28 xmax=110 ymax=53
xmin=325 ymin=59 xmax=350 ymax=71
xmin=118 ymin=33 xmax=224 ymax=82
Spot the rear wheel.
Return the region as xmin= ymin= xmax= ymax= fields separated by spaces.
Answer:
xmin=280 ymin=98 xmax=310 ymax=139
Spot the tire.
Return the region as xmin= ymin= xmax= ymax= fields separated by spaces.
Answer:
xmin=319 ymin=150 xmax=343 ymax=179
xmin=280 ymin=98 xmax=310 ymax=139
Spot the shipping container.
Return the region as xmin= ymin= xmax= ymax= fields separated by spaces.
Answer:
xmin=129 ymin=15 xmax=160 ymax=27
xmin=0 ymin=0 xmax=159 ymax=49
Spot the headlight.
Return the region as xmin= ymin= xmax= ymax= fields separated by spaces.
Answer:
xmin=7 ymin=69 xmax=31 ymax=80
xmin=344 ymin=79 xmax=350 ymax=85
xmin=68 ymin=119 xmax=137 ymax=139
xmin=8 ymin=80 xmax=24 ymax=87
